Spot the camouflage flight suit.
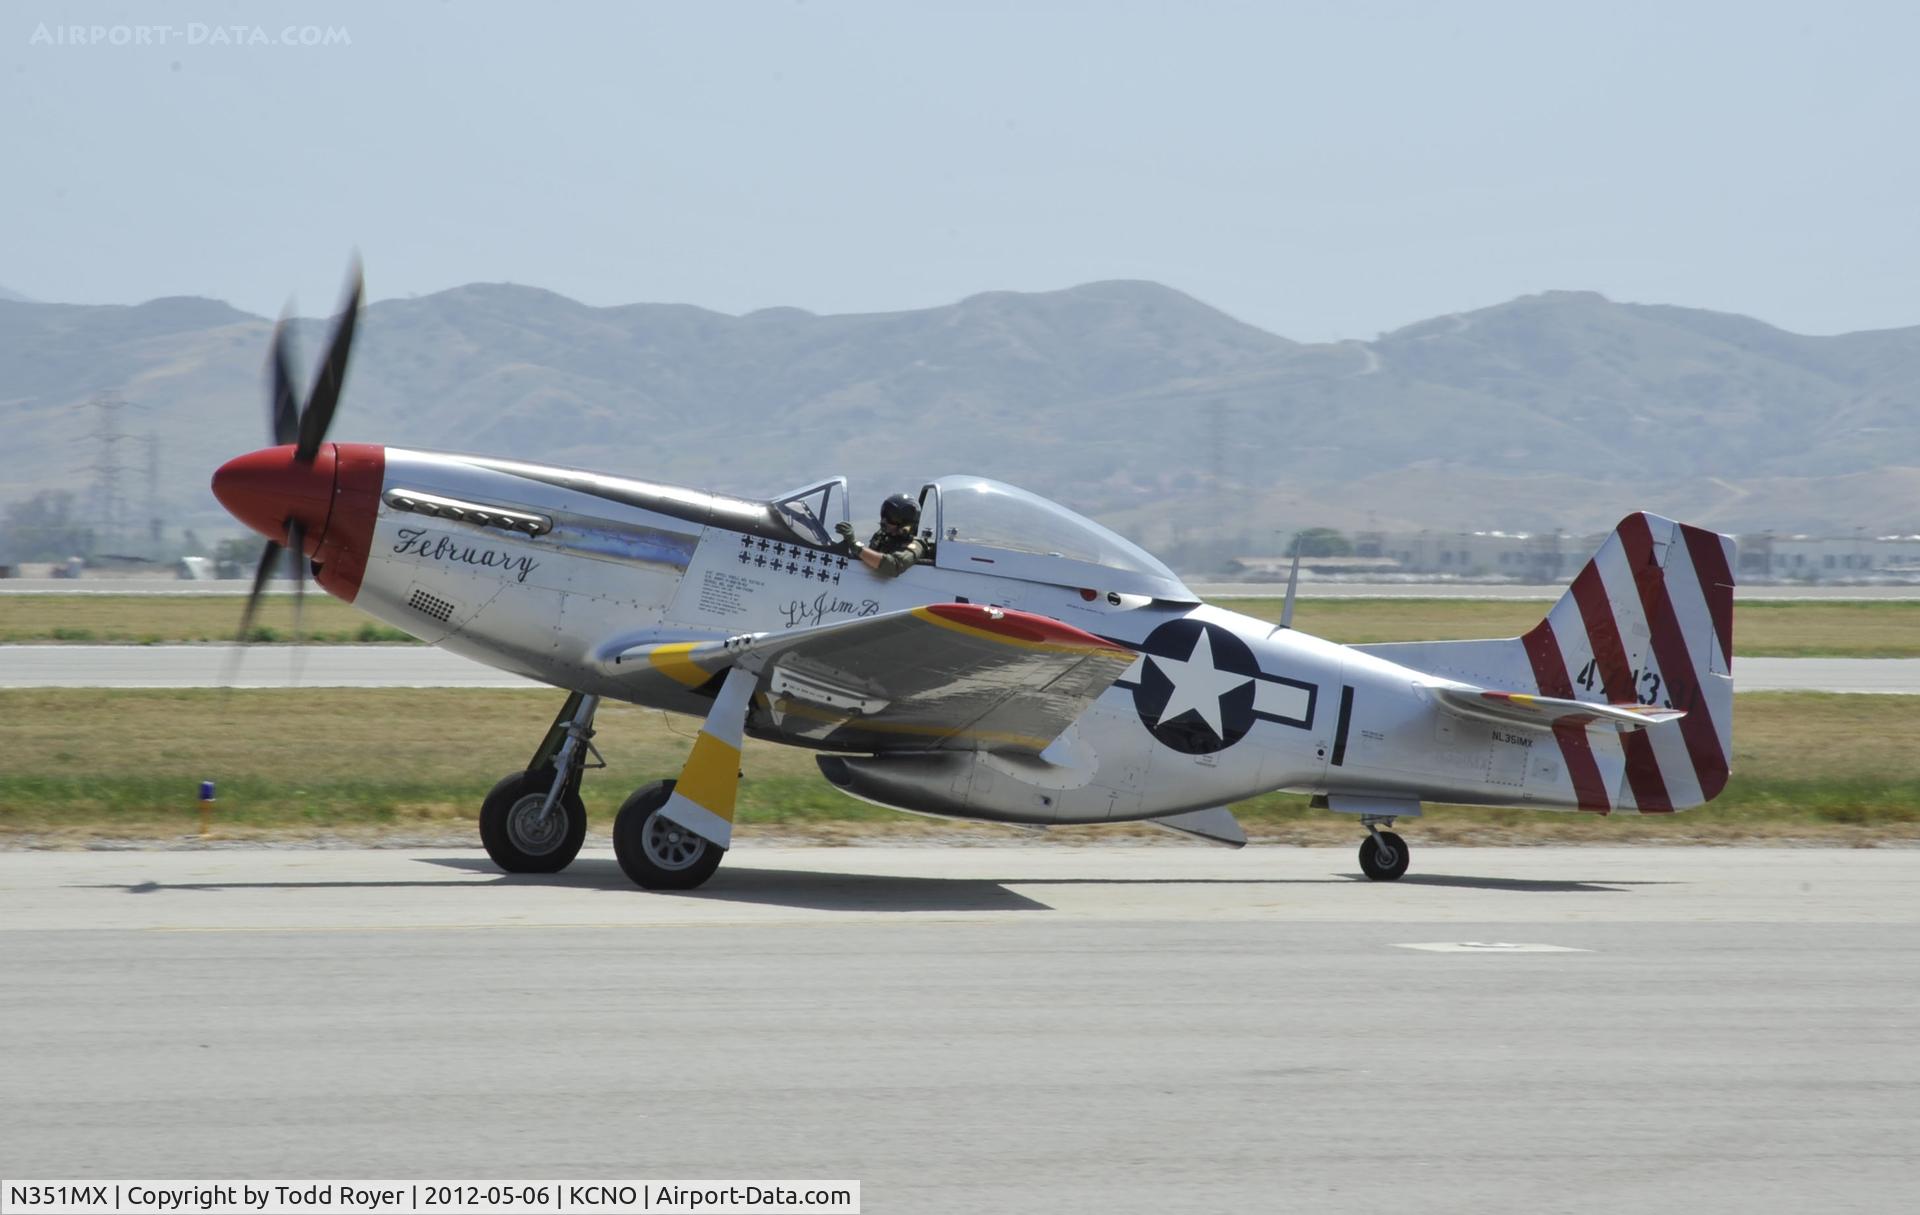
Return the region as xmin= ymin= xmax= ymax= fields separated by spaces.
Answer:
xmin=837 ymin=522 xmax=931 ymax=577
xmin=865 ymin=527 xmax=931 ymax=578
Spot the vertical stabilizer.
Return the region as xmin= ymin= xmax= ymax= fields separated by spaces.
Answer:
xmin=1518 ymin=514 xmax=1736 ymax=811
xmin=1355 ymin=514 xmax=1736 ymax=814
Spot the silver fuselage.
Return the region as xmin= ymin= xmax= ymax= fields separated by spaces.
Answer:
xmin=344 ymin=448 xmax=1618 ymax=825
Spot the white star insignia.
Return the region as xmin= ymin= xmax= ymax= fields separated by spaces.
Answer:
xmin=1147 ymin=628 xmax=1253 ymax=739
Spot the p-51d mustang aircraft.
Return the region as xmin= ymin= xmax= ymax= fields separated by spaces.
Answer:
xmin=213 ymin=268 xmax=1737 ymax=889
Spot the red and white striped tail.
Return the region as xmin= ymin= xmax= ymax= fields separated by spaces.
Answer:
xmin=1519 ymin=514 xmax=1736 ymax=813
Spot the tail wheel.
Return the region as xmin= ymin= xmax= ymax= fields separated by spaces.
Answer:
xmin=479 ymin=768 xmax=587 ymax=874
xmin=1359 ymin=830 xmax=1410 ymax=881
xmin=613 ymin=779 xmax=725 ymax=891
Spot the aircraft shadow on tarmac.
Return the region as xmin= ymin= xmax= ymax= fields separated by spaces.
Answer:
xmin=1361 ymin=873 xmax=1670 ymax=893
xmin=417 ymin=858 xmax=1656 ymax=908
xmin=87 ymin=861 xmax=1053 ymax=914
xmin=429 ymin=857 xmax=1058 ymax=912
xmin=85 ymin=860 xmax=1662 ymax=914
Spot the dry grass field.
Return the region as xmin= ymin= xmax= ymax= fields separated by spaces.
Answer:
xmin=1 ymin=688 xmax=1913 ymax=845
xmin=3 ymin=594 xmax=1915 ymax=654
xmin=0 ymin=594 xmax=408 ymax=643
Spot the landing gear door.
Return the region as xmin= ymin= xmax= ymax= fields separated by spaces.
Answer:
xmin=771 ymin=477 xmax=849 ymax=548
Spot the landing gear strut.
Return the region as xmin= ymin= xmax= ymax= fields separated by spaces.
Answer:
xmin=479 ymin=668 xmax=755 ymax=889
xmin=1358 ymin=816 xmax=1410 ymax=881
xmin=480 ymin=691 xmax=602 ymax=873
xmin=612 ymin=665 xmax=758 ymax=892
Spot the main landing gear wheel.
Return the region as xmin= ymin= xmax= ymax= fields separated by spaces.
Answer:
xmin=479 ymin=768 xmax=587 ymax=874
xmin=1359 ymin=830 xmax=1410 ymax=881
xmin=613 ymin=779 xmax=725 ymax=891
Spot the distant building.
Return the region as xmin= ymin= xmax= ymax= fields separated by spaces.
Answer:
xmin=1357 ymin=529 xmax=1595 ymax=581
xmin=1228 ymin=554 xmax=1406 ymax=578
xmin=1735 ymin=533 xmax=1920 ymax=581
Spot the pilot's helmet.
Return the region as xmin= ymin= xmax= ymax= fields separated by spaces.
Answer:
xmin=881 ymin=493 xmax=920 ymax=530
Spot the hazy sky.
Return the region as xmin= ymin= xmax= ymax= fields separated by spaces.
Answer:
xmin=5 ymin=0 xmax=1917 ymax=340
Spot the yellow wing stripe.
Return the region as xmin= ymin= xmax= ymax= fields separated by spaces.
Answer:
xmin=648 ymin=642 xmax=715 ymax=689
xmin=676 ymin=732 xmax=743 ymax=823
xmin=909 ymin=606 xmax=1129 ymax=658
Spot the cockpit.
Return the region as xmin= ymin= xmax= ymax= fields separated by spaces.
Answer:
xmin=766 ymin=474 xmax=1195 ymax=601
xmin=926 ymin=475 xmax=1194 ymax=599
xmin=769 ymin=477 xmax=847 ymax=548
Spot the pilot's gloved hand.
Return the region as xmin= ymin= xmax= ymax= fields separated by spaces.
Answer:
xmin=833 ymin=521 xmax=859 ymax=554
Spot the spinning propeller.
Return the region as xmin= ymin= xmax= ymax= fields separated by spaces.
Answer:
xmin=221 ymin=261 xmax=363 ymax=649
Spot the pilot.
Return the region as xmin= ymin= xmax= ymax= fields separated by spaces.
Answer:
xmin=835 ymin=492 xmax=930 ymax=577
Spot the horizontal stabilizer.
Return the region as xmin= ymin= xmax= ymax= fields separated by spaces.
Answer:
xmin=1429 ymin=683 xmax=1685 ymax=733
xmin=1148 ymin=806 xmax=1246 ymax=847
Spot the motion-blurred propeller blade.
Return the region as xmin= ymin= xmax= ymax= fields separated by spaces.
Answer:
xmin=285 ymin=519 xmax=308 ymax=685
xmin=294 ymin=262 xmax=362 ymax=463
xmin=269 ymin=318 xmax=300 ymax=447
xmin=228 ymin=256 xmax=362 ymax=687
xmin=286 ymin=519 xmax=307 ymax=645
xmin=235 ymin=538 xmax=284 ymax=645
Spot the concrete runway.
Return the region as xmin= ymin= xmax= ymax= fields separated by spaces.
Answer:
xmin=0 ymin=578 xmax=320 ymax=595
xmin=0 ymin=644 xmax=541 ymax=688
xmin=3 ymin=644 xmax=1916 ymax=693
xmin=2 ymin=845 xmax=1916 ymax=1212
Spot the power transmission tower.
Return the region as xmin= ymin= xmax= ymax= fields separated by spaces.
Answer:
xmin=144 ymin=431 xmax=167 ymax=550
xmin=83 ymin=393 xmax=133 ymax=555
xmin=1205 ymin=400 xmax=1226 ymax=491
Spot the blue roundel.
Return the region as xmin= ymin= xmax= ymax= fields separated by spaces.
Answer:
xmin=1130 ymin=618 xmax=1260 ymax=754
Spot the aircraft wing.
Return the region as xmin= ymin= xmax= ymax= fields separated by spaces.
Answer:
xmin=601 ymin=603 xmax=1137 ymax=755
xmin=1427 ymin=683 xmax=1686 ymax=733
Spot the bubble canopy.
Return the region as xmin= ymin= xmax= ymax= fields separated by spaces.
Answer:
xmin=929 ymin=475 xmax=1196 ymax=601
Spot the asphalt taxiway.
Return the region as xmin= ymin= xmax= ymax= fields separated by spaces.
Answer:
xmin=2 ymin=845 xmax=1915 ymax=1212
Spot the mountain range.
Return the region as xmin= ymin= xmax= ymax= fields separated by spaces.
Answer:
xmin=3 ymin=280 xmax=1917 ymax=560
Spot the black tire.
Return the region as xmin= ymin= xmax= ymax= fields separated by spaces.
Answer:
xmin=1359 ymin=830 xmax=1410 ymax=881
xmin=479 ymin=768 xmax=587 ymax=874
xmin=612 ymin=779 xmax=725 ymax=891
